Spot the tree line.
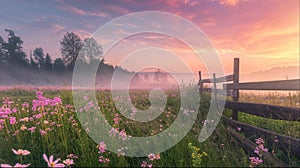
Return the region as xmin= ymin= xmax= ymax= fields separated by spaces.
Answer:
xmin=0 ymin=29 xmax=123 ymax=73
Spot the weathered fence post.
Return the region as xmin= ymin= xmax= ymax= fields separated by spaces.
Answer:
xmin=198 ymin=71 xmax=203 ymax=94
xmin=232 ymin=58 xmax=240 ymax=120
xmin=213 ymin=73 xmax=217 ymax=101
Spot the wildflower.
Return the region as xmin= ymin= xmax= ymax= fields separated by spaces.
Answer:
xmin=119 ymin=130 xmax=128 ymax=141
xmin=20 ymin=125 xmax=27 ymax=131
xmin=67 ymin=154 xmax=78 ymax=159
xmin=109 ymin=127 xmax=119 ymax=136
xmin=43 ymin=154 xmax=65 ymax=167
xmin=20 ymin=117 xmax=29 ymax=122
xmin=12 ymin=149 xmax=30 ymax=156
xmin=236 ymin=127 xmax=241 ymax=131
xmin=155 ymin=153 xmax=160 ymax=160
xmin=255 ymin=138 xmax=264 ymax=145
xmin=141 ymin=161 xmax=147 ymax=168
xmin=98 ymin=141 xmax=106 ymax=153
xmin=9 ymin=117 xmax=16 ymax=125
xmin=98 ymin=156 xmax=110 ymax=163
xmin=28 ymin=127 xmax=36 ymax=133
xmin=0 ymin=163 xmax=30 ymax=167
xmin=40 ymin=129 xmax=47 ymax=136
xmin=254 ymin=147 xmax=260 ymax=155
xmin=148 ymin=153 xmax=156 ymax=161
xmin=63 ymin=159 xmax=74 ymax=166
xmin=249 ymin=157 xmax=263 ymax=166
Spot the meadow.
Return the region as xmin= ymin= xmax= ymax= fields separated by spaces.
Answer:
xmin=0 ymin=87 xmax=299 ymax=167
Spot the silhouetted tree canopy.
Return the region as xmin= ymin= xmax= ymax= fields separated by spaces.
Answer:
xmin=2 ymin=29 xmax=27 ymax=65
xmin=44 ymin=53 xmax=52 ymax=70
xmin=0 ymin=35 xmax=5 ymax=62
xmin=33 ymin=47 xmax=45 ymax=68
xmin=78 ymin=37 xmax=103 ymax=63
xmin=60 ymin=32 xmax=82 ymax=69
xmin=53 ymin=58 xmax=65 ymax=71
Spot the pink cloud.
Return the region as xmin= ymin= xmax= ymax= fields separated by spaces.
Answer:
xmin=218 ymin=0 xmax=241 ymax=7
xmin=60 ymin=3 xmax=109 ymax=18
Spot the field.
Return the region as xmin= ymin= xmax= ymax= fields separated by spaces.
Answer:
xmin=0 ymin=87 xmax=299 ymax=167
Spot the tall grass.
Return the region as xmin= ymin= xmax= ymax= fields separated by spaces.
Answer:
xmin=0 ymin=88 xmax=298 ymax=167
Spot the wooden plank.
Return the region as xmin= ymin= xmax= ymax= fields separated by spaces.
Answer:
xmin=232 ymin=58 xmax=240 ymax=121
xmin=225 ymin=101 xmax=300 ymax=121
xmin=225 ymin=79 xmax=300 ymax=91
xmin=227 ymin=127 xmax=289 ymax=166
xmin=202 ymin=88 xmax=233 ymax=96
xmin=198 ymin=71 xmax=203 ymax=94
xmin=200 ymin=74 xmax=234 ymax=83
xmin=223 ymin=115 xmax=300 ymax=159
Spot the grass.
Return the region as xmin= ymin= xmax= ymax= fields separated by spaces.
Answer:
xmin=0 ymin=88 xmax=299 ymax=167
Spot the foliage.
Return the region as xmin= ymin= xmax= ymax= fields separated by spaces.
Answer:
xmin=188 ymin=143 xmax=208 ymax=167
xmin=33 ymin=47 xmax=45 ymax=68
xmin=44 ymin=53 xmax=52 ymax=71
xmin=60 ymin=32 xmax=83 ymax=69
xmin=2 ymin=29 xmax=27 ymax=65
xmin=78 ymin=37 xmax=103 ymax=63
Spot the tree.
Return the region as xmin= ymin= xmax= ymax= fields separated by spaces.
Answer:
xmin=2 ymin=29 xmax=27 ymax=65
xmin=0 ymin=35 xmax=5 ymax=62
xmin=60 ymin=32 xmax=82 ymax=69
xmin=53 ymin=58 xmax=65 ymax=71
xmin=44 ymin=53 xmax=52 ymax=71
xmin=78 ymin=37 xmax=103 ymax=63
xmin=33 ymin=47 xmax=45 ymax=68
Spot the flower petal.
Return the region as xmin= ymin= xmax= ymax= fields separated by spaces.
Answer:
xmin=11 ymin=149 xmax=18 ymax=155
xmin=0 ymin=164 xmax=12 ymax=168
xmin=54 ymin=163 xmax=65 ymax=167
xmin=49 ymin=155 xmax=54 ymax=163
xmin=43 ymin=153 xmax=49 ymax=163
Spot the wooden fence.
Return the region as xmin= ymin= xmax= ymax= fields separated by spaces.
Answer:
xmin=198 ymin=58 xmax=300 ymax=166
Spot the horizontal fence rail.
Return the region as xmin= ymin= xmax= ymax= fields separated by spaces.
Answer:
xmin=227 ymin=127 xmax=288 ymax=167
xmin=225 ymin=101 xmax=300 ymax=121
xmin=223 ymin=115 xmax=300 ymax=159
xmin=202 ymin=88 xmax=233 ymax=97
xmin=200 ymin=74 xmax=234 ymax=83
xmin=225 ymin=79 xmax=300 ymax=91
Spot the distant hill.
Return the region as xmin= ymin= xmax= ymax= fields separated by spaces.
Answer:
xmin=240 ymin=66 xmax=300 ymax=82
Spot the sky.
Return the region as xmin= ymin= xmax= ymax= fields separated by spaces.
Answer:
xmin=0 ymin=0 xmax=299 ymax=78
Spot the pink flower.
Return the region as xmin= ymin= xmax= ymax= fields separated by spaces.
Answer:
xmin=40 ymin=129 xmax=47 ymax=136
xmin=43 ymin=154 xmax=65 ymax=167
xmin=98 ymin=141 xmax=106 ymax=153
xmin=28 ymin=127 xmax=36 ymax=133
xmin=63 ymin=159 xmax=74 ymax=166
xmin=148 ymin=153 xmax=156 ymax=161
xmin=0 ymin=163 xmax=30 ymax=167
xmin=109 ymin=128 xmax=119 ymax=136
xmin=249 ymin=157 xmax=263 ymax=166
xmin=141 ymin=161 xmax=147 ymax=168
xmin=155 ymin=153 xmax=160 ymax=160
xmin=255 ymin=138 xmax=264 ymax=145
xmin=12 ymin=149 xmax=30 ymax=156
xmin=98 ymin=156 xmax=110 ymax=163
xmin=254 ymin=147 xmax=260 ymax=155
xmin=236 ymin=127 xmax=241 ymax=131
xmin=9 ymin=117 xmax=16 ymax=125
xmin=119 ymin=130 xmax=127 ymax=141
